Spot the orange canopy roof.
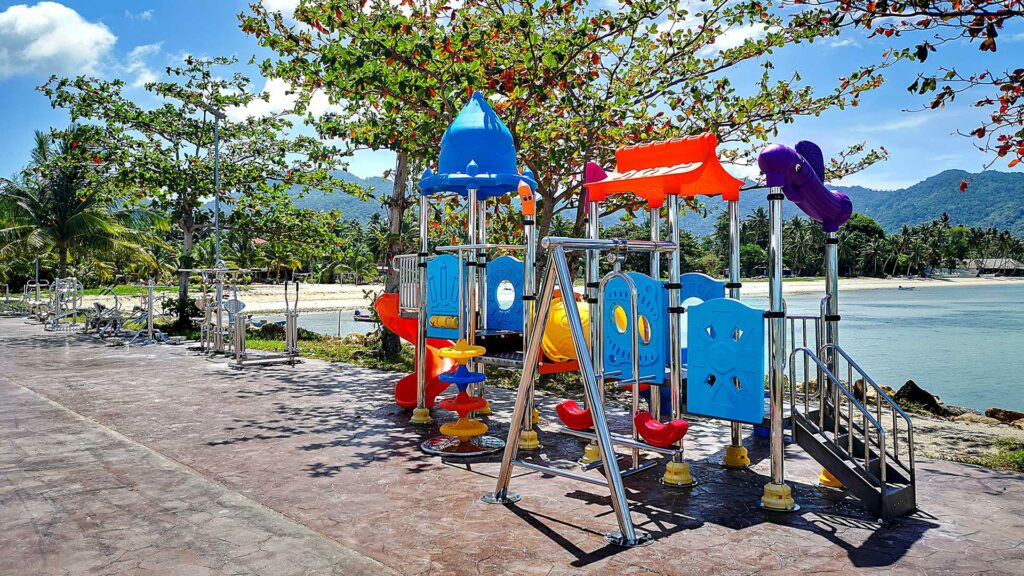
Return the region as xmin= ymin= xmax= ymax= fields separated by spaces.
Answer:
xmin=585 ymin=134 xmax=744 ymax=207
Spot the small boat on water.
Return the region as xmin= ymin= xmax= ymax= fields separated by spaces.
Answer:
xmin=352 ymin=310 xmax=379 ymax=323
xmin=897 ymin=286 xmax=915 ymax=291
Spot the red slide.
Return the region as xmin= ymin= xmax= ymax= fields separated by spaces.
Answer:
xmin=374 ymin=294 xmax=454 ymax=408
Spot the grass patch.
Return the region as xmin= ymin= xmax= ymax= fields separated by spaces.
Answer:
xmin=247 ymin=331 xmax=414 ymax=373
xmin=959 ymin=438 xmax=1024 ymax=472
xmin=83 ymin=286 xmax=182 ymax=296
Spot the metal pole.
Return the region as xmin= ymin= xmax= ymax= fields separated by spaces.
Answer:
xmin=213 ymin=116 xmax=222 ymax=267
xmin=582 ymin=198 xmax=601 ymax=462
xmin=662 ymin=194 xmax=693 ymax=487
xmin=475 ymin=197 xmax=490 ymax=414
xmin=649 ymin=206 xmax=661 ymax=419
xmin=724 ymin=199 xmax=750 ymax=468
xmin=824 ymin=233 xmax=839 ymax=372
xmin=761 ymin=186 xmax=798 ymax=511
xmin=520 ymin=191 xmax=539 ymax=445
xmin=412 ymin=194 xmax=431 ymax=424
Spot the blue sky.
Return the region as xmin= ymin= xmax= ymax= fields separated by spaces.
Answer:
xmin=1 ymin=0 xmax=1021 ymax=190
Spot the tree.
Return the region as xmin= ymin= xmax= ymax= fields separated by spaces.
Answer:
xmin=242 ymin=0 xmax=890 ymax=248
xmin=791 ymin=0 xmax=1024 ymax=173
xmin=0 ymin=126 xmax=167 ymax=279
xmin=39 ymin=56 xmax=359 ymax=327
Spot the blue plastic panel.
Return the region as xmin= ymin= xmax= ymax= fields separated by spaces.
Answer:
xmin=486 ymin=256 xmax=524 ymax=332
xmin=601 ymin=273 xmax=668 ymax=385
xmin=686 ymin=298 xmax=766 ymax=424
xmin=680 ymin=273 xmax=726 ymax=303
xmin=426 ymin=254 xmax=462 ymax=339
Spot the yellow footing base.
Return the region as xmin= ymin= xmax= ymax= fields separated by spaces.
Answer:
xmin=581 ymin=443 xmax=601 ymax=464
xmin=410 ymin=407 xmax=432 ymax=425
xmin=761 ymin=482 xmax=798 ymax=511
xmin=531 ymin=407 xmax=540 ymax=425
xmin=723 ymin=445 xmax=750 ymax=468
xmin=519 ymin=430 xmax=540 ymax=450
xmin=476 ymin=400 xmax=491 ymax=416
xmin=661 ymin=461 xmax=696 ymax=487
xmin=819 ymin=467 xmax=844 ymax=488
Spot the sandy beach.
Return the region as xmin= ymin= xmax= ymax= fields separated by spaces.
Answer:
xmin=230 ymin=275 xmax=1024 ymax=313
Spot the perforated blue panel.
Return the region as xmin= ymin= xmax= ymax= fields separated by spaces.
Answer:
xmin=601 ymin=273 xmax=668 ymax=385
xmin=426 ymin=254 xmax=462 ymax=339
xmin=680 ymin=273 xmax=726 ymax=303
xmin=486 ymin=256 xmax=523 ymax=331
xmin=687 ymin=298 xmax=766 ymax=424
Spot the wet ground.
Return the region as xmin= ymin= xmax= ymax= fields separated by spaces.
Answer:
xmin=1 ymin=317 xmax=1022 ymax=575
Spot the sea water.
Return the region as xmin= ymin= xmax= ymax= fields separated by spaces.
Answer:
xmin=261 ymin=283 xmax=1024 ymax=413
xmin=744 ymin=283 xmax=1024 ymax=413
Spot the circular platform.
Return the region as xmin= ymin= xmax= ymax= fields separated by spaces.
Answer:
xmin=421 ymin=435 xmax=505 ymax=457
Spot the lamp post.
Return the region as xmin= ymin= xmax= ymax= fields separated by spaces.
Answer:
xmin=197 ymin=101 xmax=227 ymax=268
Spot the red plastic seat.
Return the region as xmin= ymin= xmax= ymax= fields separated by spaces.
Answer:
xmin=556 ymin=400 xmax=594 ymax=430
xmin=634 ymin=411 xmax=688 ymax=447
xmin=621 ymin=383 xmax=651 ymax=393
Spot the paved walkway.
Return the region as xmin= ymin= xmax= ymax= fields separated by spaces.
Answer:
xmin=1 ymin=318 xmax=1022 ymax=575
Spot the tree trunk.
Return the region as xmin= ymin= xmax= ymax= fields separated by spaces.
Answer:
xmin=58 ymin=243 xmax=69 ymax=279
xmin=176 ymin=209 xmax=195 ymax=329
xmin=381 ymin=151 xmax=410 ymax=357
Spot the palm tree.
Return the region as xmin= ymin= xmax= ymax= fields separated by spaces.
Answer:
xmin=0 ymin=127 xmax=168 ymax=279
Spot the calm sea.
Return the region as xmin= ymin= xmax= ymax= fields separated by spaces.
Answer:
xmin=258 ymin=282 xmax=1024 ymax=413
xmin=745 ymin=283 xmax=1024 ymax=413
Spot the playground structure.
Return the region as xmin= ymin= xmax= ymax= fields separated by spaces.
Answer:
xmin=379 ymin=92 xmax=917 ymax=545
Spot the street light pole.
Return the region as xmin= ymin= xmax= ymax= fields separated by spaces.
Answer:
xmin=197 ymin=101 xmax=227 ymax=268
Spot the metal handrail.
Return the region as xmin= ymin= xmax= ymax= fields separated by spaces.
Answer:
xmin=436 ymin=243 xmax=525 ymax=253
xmin=788 ymin=347 xmax=888 ymax=487
xmin=820 ymin=343 xmax=915 ymax=481
xmin=597 ymin=269 xmax=644 ymax=468
xmin=541 ymin=237 xmax=677 ymax=253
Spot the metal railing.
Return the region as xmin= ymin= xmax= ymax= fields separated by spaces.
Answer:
xmin=392 ymin=253 xmax=420 ymax=312
xmin=821 ymin=343 xmax=915 ymax=483
xmin=788 ymin=347 xmax=889 ymax=486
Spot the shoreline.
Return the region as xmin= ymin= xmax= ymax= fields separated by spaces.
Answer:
xmin=79 ymin=275 xmax=1023 ymax=314
xmin=244 ymin=275 xmax=1024 ymax=313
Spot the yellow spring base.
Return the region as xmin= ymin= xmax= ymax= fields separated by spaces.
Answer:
xmin=723 ymin=445 xmax=750 ymax=468
xmin=819 ymin=467 xmax=844 ymax=488
xmin=440 ymin=417 xmax=488 ymax=441
xmin=662 ymin=460 xmax=696 ymax=487
xmin=531 ymin=407 xmax=541 ymax=425
xmin=519 ymin=430 xmax=540 ymax=450
xmin=581 ymin=443 xmax=601 ymax=464
xmin=476 ymin=399 xmax=491 ymax=415
xmin=761 ymin=482 xmax=798 ymax=511
xmin=438 ymin=339 xmax=486 ymax=362
xmin=410 ymin=407 xmax=432 ymax=425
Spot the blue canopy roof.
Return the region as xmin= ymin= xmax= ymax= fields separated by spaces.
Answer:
xmin=419 ymin=92 xmax=536 ymax=199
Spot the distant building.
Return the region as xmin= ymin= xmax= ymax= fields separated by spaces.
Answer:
xmin=960 ymin=258 xmax=1024 ymax=276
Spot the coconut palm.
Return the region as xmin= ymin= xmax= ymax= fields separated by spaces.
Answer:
xmin=0 ymin=127 xmax=168 ymax=278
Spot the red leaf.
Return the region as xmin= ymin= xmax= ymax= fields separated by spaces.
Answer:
xmin=959 ymin=179 xmax=968 ymax=192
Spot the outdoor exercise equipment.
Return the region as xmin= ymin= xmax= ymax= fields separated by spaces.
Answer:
xmin=230 ymin=280 xmax=301 ymax=368
xmin=43 ymin=277 xmax=85 ymax=332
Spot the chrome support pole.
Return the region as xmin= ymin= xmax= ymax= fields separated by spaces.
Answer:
xmin=490 ymin=255 xmax=558 ymax=499
xmin=476 ymin=197 xmax=488 ymax=405
xmin=727 ymin=199 xmax=744 ymax=454
xmin=649 ymin=206 xmax=661 ymax=418
xmin=667 ymin=195 xmax=683 ymax=459
xmin=824 ymin=232 xmax=840 ymax=376
xmin=767 ymin=187 xmax=790 ymax=491
xmin=522 ymin=208 xmax=537 ymax=434
xmin=467 ymin=189 xmax=479 ymax=344
xmin=586 ymin=200 xmax=601 ymax=410
xmin=415 ymin=194 xmax=430 ymax=414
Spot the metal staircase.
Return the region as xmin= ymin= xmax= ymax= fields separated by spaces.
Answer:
xmin=786 ymin=338 xmax=917 ymax=519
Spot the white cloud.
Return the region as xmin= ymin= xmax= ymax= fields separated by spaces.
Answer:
xmin=0 ymin=2 xmax=116 ymax=79
xmin=125 ymin=9 xmax=153 ymax=21
xmin=699 ymin=24 xmax=770 ymax=55
xmin=851 ymin=114 xmax=931 ymax=133
xmin=226 ymin=77 xmax=342 ymax=121
xmin=261 ymin=0 xmax=299 ymax=18
xmin=828 ymin=38 xmax=859 ymax=48
xmin=123 ymin=42 xmax=161 ymax=88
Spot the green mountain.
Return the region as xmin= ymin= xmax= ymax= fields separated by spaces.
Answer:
xmin=691 ymin=169 xmax=1024 ymax=237
xmin=299 ymin=169 xmax=1024 ymax=236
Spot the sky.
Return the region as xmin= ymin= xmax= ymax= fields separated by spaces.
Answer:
xmin=0 ymin=0 xmax=1022 ymax=191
